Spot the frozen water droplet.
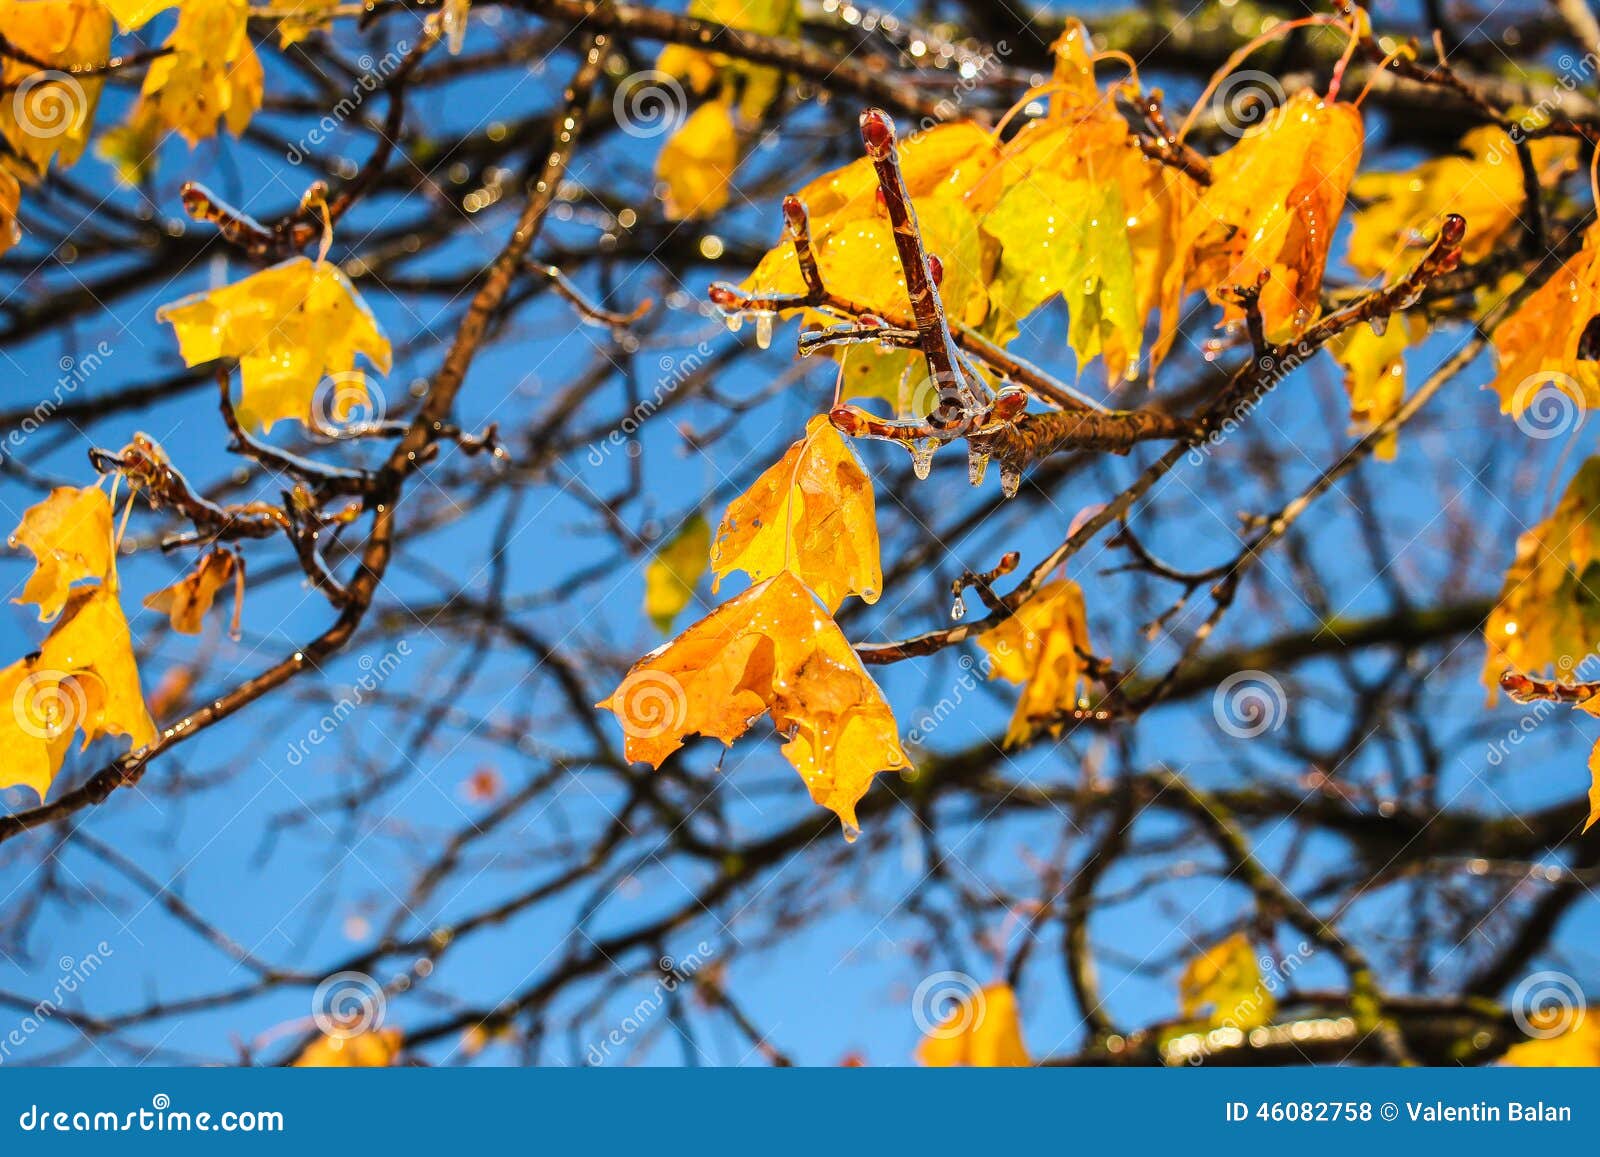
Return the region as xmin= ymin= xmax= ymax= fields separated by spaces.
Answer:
xmin=951 ymin=594 xmax=966 ymax=621
xmin=967 ymin=448 xmax=989 ymax=487
xmin=725 ymin=314 xmax=743 ymax=334
xmin=755 ymin=312 xmax=774 ymax=349
xmin=841 ymin=821 xmax=861 ymax=845
xmin=1368 ymin=315 xmax=1388 ymax=337
xmin=1000 ymin=462 xmax=1022 ymax=498
xmin=910 ymin=438 xmax=935 ymax=480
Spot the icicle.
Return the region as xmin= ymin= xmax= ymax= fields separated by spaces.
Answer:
xmin=1367 ymin=315 xmax=1388 ymax=337
xmin=951 ymin=593 xmax=967 ymax=621
xmin=1000 ymin=462 xmax=1022 ymax=498
xmin=841 ymin=821 xmax=861 ymax=845
xmin=754 ymin=312 xmax=774 ymax=349
xmin=910 ymin=437 xmax=936 ymax=480
xmin=724 ymin=313 xmax=743 ymax=334
xmin=967 ymin=447 xmax=990 ymax=487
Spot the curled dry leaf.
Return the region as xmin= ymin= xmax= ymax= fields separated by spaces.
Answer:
xmin=144 ymin=548 xmax=239 ymax=635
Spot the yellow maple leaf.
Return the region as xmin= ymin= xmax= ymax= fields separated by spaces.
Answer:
xmin=977 ymin=579 xmax=1093 ymax=747
xmin=0 ymin=0 xmax=112 ymax=173
xmin=1187 ymin=91 xmax=1363 ymax=340
xmin=710 ymin=415 xmax=880 ymax=613
xmin=292 ymin=1027 xmax=403 ymax=1067
xmin=658 ymin=100 xmax=740 ymax=221
xmin=644 ymin=514 xmax=711 ymax=634
xmin=10 ymin=485 xmax=114 ymax=621
xmin=0 ymin=658 xmax=78 ymax=802
xmin=0 ymin=163 xmax=20 ymax=255
xmin=598 ymin=570 xmax=909 ymax=833
xmin=157 ymin=256 xmax=392 ymax=432
xmin=655 ymin=0 xmax=798 ymax=122
xmin=271 ymin=0 xmax=339 ymax=46
xmin=1482 ymin=456 xmax=1600 ymax=696
xmin=1327 ymin=317 xmax=1416 ymax=460
xmin=1348 ymin=127 xmax=1576 ymax=279
xmin=1 ymin=579 xmax=157 ymax=802
xmin=98 ymin=0 xmax=173 ymax=27
xmin=144 ymin=548 xmax=238 ymax=635
xmin=1178 ymin=933 xmax=1275 ymax=1029
xmin=1487 ymin=226 xmax=1600 ymax=417
xmin=915 ymin=982 xmax=1031 ymax=1067
xmin=95 ymin=99 xmax=165 ymax=187
xmin=1502 ymin=1007 xmax=1600 ymax=1066
xmin=139 ymin=0 xmax=263 ymax=146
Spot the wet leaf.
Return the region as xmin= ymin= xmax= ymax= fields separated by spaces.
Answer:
xmin=710 ymin=415 xmax=880 ymax=612
xmin=1483 ymin=456 xmax=1600 ymax=696
xmin=1187 ymin=91 xmax=1363 ymax=340
xmin=11 ymin=485 xmax=115 ymax=622
xmin=157 ymin=256 xmax=392 ymax=432
xmin=598 ymin=570 xmax=909 ymax=833
xmin=1488 ymin=227 xmax=1600 ymax=417
xmin=1327 ymin=318 xmax=1416 ymax=459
